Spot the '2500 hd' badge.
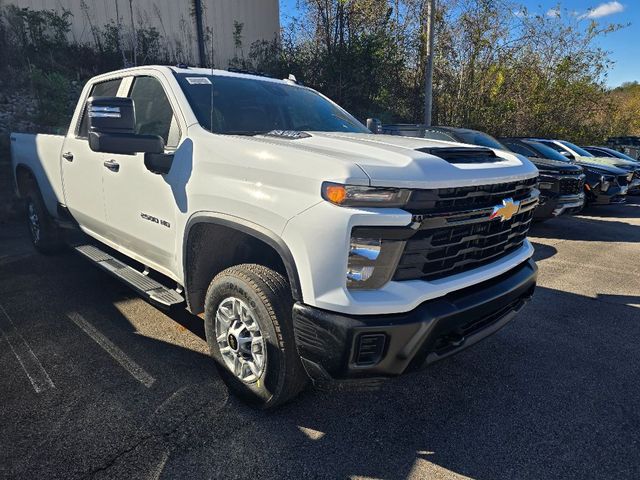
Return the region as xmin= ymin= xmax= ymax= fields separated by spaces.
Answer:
xmin=489 ymin=198 xmax=520 ymax=222
xmin=141 ymin=212 xmax=170 ymax=228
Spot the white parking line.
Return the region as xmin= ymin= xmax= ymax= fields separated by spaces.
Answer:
xmin=67 ymin=312 xmax=156 ymax=388
xmin=0 ymin=304 xmax=55 ymax=394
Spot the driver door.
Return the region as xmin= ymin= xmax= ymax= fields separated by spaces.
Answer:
xmin=100 ymin=75 xmax=183 ymax=276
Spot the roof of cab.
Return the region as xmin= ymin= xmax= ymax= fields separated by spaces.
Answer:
xmin=90 ymin=65 xmax=296 ymax=86
xmin=169 ymin=65 xmax=295 ymax=85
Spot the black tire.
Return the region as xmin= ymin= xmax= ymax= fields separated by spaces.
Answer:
xmin=204 ymin=264 xmax=307 ymax=409
xmin=25 ymin=184 xmax=65 ymax=254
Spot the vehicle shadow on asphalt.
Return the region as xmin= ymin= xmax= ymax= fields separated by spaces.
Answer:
xmin=531 ymin=241 xmax=558 ymax=262
xmin=229 ymin=284 xmax=640 ymax=480
xmin=2 ymin=228 xmax=640 ymax=479
xmin=0 ymin=248 xmax=229 ymax=479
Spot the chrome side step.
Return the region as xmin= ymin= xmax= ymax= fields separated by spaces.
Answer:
xmin=74 ymin=244 xmax=184 ymax=309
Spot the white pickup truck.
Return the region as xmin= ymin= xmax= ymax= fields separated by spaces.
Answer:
xmin=11 ymin=65 xmax=539 ymax=408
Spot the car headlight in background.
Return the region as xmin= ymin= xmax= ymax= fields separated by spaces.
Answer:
xmin=347 ymin=232 xmax=406 ymax=289
xmin=322 ymin=182 xmax=411 ymax=207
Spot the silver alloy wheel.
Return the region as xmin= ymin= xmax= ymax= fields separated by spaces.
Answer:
xmin=28 ymin=201 xmax=40 ymax=244
xmin=215 ymin=297 xmax=266 ymax=383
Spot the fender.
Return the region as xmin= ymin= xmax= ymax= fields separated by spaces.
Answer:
xmin=183 ymin=212 xmax=303 ymax=302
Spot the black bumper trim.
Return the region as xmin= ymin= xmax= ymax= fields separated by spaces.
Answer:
xmin=293 ymin=259 xmax=537 ymax=383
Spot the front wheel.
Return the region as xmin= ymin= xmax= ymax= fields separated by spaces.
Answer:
xmin=204 ymin=264 xmax=307 ymax=409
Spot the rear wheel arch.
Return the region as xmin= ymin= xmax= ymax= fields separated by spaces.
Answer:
xmin=15 ymin=164 xmax=38 ymax=198
xmin=183 ymin=214 xmax=302 ymax=315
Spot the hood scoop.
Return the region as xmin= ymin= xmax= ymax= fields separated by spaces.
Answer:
xmin=416 ymin=146 xmax=502 ymax=164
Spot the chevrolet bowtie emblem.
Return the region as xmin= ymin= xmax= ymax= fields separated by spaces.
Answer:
xmin=489 ymin=198 xmax=520 ymax=222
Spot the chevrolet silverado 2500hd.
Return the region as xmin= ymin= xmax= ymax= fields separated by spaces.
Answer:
xmin=11 ymin=66 xmax=539 ymax=408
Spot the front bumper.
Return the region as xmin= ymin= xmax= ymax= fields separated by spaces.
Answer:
xmin=628 ymin=179 xmax=640 ymax=195
xmin=590 ymin=185 xmax=627 ymax=205
xmin=535 ymin=193 xmax=584 ymax=218
xmin=293 ymin=259 xmax=537 ymax=383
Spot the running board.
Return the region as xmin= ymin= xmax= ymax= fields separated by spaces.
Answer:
xmin=74 ymin=244 xmax=185 ymax=309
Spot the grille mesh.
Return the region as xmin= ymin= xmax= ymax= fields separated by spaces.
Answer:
xmin=394 ymin=178 xmax=537 ymax=282
xmin=404 ymin=177 xmax=538 ymax=214
xmin=559 ymin=177 xmax=585 ymax=195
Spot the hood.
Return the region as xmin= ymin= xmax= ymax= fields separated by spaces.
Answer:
xmin=529 ymin=156 xmax=582 ymax=173
xmin=248 ymin=132 xmax=538 ymax=189
xmin=579 ymin=162 xmax=628 ymax=175
xmin=575 ymin=155 xmax=637 ymax=170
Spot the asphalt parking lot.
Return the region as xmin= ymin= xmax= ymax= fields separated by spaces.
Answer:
xmin=1 ymin=200 xmax=640 ymax=480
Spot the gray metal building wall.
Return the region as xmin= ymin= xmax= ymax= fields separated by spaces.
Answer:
xmin=6 ymin=0 xmax=280 ymax=67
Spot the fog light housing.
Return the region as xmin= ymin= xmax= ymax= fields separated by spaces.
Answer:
xmin=347 ymin=234 xmax=405 ymax=289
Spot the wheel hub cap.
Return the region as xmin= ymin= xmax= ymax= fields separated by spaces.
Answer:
xmin=227 ymin=333 xmax=239 ymax=351
xmin=215 ymin=297 xmax=266 ymax=383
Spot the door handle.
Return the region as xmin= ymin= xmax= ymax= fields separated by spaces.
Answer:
xmin=103 ymin=160 xmax=120 ymax=172
xmin=62 ymin=152 xmax=74 ymax=162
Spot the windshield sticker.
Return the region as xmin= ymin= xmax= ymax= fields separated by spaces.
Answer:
xmin=186 ymin=77 xmax=212 ymax=85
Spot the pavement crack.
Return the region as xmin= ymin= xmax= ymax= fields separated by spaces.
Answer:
xmin=78 ymin=398 xmax=216 ymax=479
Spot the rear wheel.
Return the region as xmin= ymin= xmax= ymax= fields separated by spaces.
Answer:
xmin=25 ymin=185 xmax=65 ymax=254
xmin=204 ymin=264 xmax=307 ymax=409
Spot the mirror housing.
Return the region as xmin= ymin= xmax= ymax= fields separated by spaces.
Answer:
xmin=87 ymin=96 xmax=135 ymax=133
xmin=87 ymin=96 xmax=164 ymax=155
xmin=366 ymin=118 xmax=382 ymax=134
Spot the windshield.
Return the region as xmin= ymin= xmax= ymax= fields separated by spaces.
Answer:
xmin=455 ymin=130 xmax=507 ymax=150
xmin=175 ymin=73 xmax=369 ymax=135
xmin=524 ymin=141 xmax=571 ymax=162
xmin=559 ymin=140 xmax=594 ymax=157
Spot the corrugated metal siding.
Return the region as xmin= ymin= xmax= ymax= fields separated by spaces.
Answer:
xmin=6 ymin=0 xmax=279 ymax=67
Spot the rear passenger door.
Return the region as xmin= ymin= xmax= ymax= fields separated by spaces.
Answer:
xmin=61 ymin=78 xmax=123 ymax=238
xmin=100 ymin=74 xmax=182 ymax=276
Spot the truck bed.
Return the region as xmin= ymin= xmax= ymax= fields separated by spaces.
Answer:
xmin=10 ymin=133 xmax=65 ymax=217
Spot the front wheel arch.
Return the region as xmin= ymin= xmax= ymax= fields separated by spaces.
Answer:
xmin=183 ymin=214 xmax=303 ymax=315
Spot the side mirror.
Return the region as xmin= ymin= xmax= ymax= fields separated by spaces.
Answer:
xmin=87 ymin=97 xmax=164 ymax=155
xmin=366 ymin=118 xmax=382 ymax=134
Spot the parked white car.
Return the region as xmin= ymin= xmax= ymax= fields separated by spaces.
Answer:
xmin=11 ymin=65 xmax=540 ymax=407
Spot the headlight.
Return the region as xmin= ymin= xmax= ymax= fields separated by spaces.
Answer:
xmin=322 ymin=182 xmax=411 ymax=207
xmin=347 ymin=232 xmax=406 ymax=289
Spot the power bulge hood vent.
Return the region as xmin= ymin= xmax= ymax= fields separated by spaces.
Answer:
xmin=416 ymin=146 xmax=502 ymax=164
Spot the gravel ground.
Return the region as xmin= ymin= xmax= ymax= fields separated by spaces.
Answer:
xmin=1 ymin=199 xmax=639 ymax=480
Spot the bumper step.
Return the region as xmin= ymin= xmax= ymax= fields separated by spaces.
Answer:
xmin=74 ymin=244 xmax=184 ymax=308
